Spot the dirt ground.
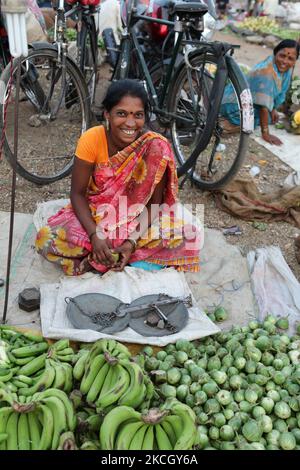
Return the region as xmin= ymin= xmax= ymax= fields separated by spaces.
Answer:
xmin=0 ymin=30 xmax=299 ymax=281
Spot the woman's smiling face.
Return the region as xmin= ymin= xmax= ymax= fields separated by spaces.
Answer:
xmin=275 ymin=47 xmax=297 ymax=73
xmin=105 ymin=95 xmax=146 ymax=150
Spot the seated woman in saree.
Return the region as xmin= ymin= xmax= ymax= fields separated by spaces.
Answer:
xmin=221 ymin=39 xmax=299 ymax=146
xmin=35 ymin=79 xmax=201 ymax=275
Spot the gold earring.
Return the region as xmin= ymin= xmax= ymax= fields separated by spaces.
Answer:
xmin=106 ymin=118 xmax=110 ymax=131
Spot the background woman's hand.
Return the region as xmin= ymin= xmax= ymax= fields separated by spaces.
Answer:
xmin=91 ymin=236 xmax=116 ymax=267
xmin=271 ymin=109 xmax=279 ymax=124
xmin=110 ymin=241 xmax=134 ymax=271
xmin=262 ymin=132 xmax=283 ymax=146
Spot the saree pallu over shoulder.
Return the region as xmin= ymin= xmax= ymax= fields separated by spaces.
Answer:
xmin=42 ymin=130 xmax=201 ymax=273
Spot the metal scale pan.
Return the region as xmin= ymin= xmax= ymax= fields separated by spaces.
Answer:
xmin=128 ymin=294 xmax=189 ymax=337
xmin=65 ymin=293 xmax=131 ymax=334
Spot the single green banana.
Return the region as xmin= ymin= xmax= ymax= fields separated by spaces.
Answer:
xmin=86 ymin=362 xmax=109 ymax=404
xmin=73 ymin=350 xmax=89 ymax=381
xmin=155 ymin=423 xmax=173 ymax=450
xmin=51 ymin=339 xmax=69 ymax=352
xmin=139 ymin=375 xmax=155 ymax=411
xmin=17 ymin=412 xmax=31 ymax=450
xmin=171 ymin=403 xmax=196 ymax=450
xmin=33 ymin=389 xmax=76 ymax=431
xmin=15 ymin=375 xmax=33 ymax=386
xmin=129 ymin=423 xmax=148 ymax=450
xmin=36 ymin=403 xmax=54 ymax=450
xmin=18 ymin=363 xmax=55 ymax=396
xmin=99 ymin=406 xmax=141 ymax=450
xmin=141 ymin=424 xmax=154 ymax=450
xmin=118 ymin=360 xmax=145 ymax=408
xmin=18 ymin=353 xmax=47 ymax=376
xmin=0 ymin=407 xmax=13 ymax=450
xmin=164 ymin=415 xmax=183 ymax=441
xmin=6 ymin=411 xmax=19 ymax=450
xmin=80 ymin=354 xmax=106 ymax=395
xmin=96 ymin=364 xmax=130 ymax=409
xmin=9 ymin=355 xmax=33 ymax=365
xmin=0 ymin=370 xmax=13 ymax=383
xmin=160 ymin=418 xmax=177 ymax=447
xmin=50 ymin=361 xmax=66 ymax=390
xmin=12 ymin=379 xmax=29 ymax=389
xmin=11 ymin=342 xmax=48 ymax=358
xmin=111 ymin=343 xmax=131 ymax=358
xmin=27 ymin=411 xmax=42 ymax=450
xmin=55 ymin=347 xmax=74 ymax=357
xmin=22 ymin=332 xmax=44 ymax=343
xmin=61 ymin=362 xmax=73 ymax=393
xmin=96 ymin=363 xmax=115 ymax=399
xmin=40 ymin=396 xmax=68 ymax=449
xmin=55 ymin=354 xmax=74 ymax=363
xmin=115 ymin=420 xmax=144 ymax=450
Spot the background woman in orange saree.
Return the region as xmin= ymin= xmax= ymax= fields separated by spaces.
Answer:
xmin=36 ymin=79 xmax=201 ymax=275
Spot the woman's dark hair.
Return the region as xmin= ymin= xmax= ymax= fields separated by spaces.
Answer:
xmin=273 ymin=39 xmax=300 ymax=59
xmin=102 ymin=79 xmax=150 ymax=118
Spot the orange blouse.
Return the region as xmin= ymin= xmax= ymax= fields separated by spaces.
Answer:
xmin=75 ymin=125 xmax=109 ymax=164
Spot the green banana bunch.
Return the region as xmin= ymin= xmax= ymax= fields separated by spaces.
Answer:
xmin=47 ymin=339 xmax=75 ymax=363
xmin=99 ymin=406 xmax=170 ymax=450
xmin=0 ymin=389 xmax=77 ymax=450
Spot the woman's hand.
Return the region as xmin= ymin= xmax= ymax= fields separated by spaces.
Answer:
xmin=271 ymin=109 xmax=279 ymax=124
xmin=90 ymin=236 xmax=116 ymax=267
xmin=262 ymin=132 xmax=283 ymax=146
xmin=110 ymin=240 xmax=135 ymax=271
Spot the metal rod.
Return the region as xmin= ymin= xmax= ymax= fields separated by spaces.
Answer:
xmin=2 ymin=58 xmax=22 ymax=324
xmin=116 ymin=295 xmax=192 ymax=315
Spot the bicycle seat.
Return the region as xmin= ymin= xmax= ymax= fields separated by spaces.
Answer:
xmin=169 ymin=1 xmax=208 ymax=16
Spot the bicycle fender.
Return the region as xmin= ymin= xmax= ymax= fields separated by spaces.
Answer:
xmin=29 ymin=42 xmax=58 ymax=51
xmin=225 ymin=55 xmax=254 ymax=134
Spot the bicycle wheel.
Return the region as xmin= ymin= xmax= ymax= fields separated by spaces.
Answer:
xmin=79 ymin=20 xmax=98 ymax=105
xmin=0 ymin=48 xmax=90 ymax=185
xmin=169 ymin=53 xmax=250 ymax=190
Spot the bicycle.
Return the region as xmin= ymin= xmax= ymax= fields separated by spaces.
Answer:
xmin=108 ymin=0 xmax=254 ymax=190
xmin=0 ymin=0 xmax=99 ymax=185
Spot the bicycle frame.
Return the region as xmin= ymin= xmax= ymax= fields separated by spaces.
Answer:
xmin=115 ymin=4 xmax=232 ymax=126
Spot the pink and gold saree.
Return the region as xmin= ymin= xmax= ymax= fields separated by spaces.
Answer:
xmin=36 ymin=130 xmax=201 ymax=275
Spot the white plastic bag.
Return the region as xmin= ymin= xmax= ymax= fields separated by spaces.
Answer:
xmin=247 ymin=246 xmax=300 ymax=333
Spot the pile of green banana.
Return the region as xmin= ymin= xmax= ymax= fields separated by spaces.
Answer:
xmin=99 ymin=400 xmax=197 ymax=450
xmin=73 ymin=339 xmax=154 ymax=410
xmin=0 ymin=387 xmax=76 ymax=450
xmin=1 ymin=338 xmax=75 ymax=396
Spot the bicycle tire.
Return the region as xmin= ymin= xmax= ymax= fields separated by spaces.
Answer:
xmin=79 ymin=19 xmax=98 ymax=105
xmin=169 ymin=52 xmax=249 ymax=190
xmin=0 ymin=48 xmax=90 ymax=185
